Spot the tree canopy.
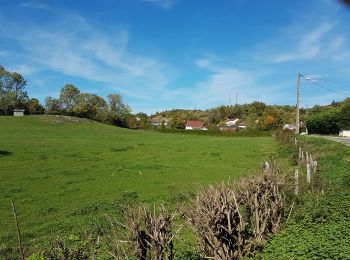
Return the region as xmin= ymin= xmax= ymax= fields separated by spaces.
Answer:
xmin=0 ymin=65 xmax=28 ymax=115
xmin=45 ymin=85 xmax=131 ymax=127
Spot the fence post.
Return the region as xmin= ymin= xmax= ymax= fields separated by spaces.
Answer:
xmin=301 ymin=150 xmax=304 ymax=162
xmin=309 ymin=154 xmax=313 ymax=169
xmin=294 ymin=169 xmax=299 ymax=196
xmin=306 ymin=162 xmax=311 ymax=185
xmin=313 ymin=160 xmax=318 ymax=174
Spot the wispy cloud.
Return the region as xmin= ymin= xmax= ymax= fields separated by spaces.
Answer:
xmin=20 ymin=2 xmax=51 ymax=10
xmin=165 ymin=58 xmax=290 ymax=109
xmin=0 ymin=11 xmax=174 ymax=102
xmin=141 ymin=0 xmax=178 ymax=10
xmin=273 ymin=23 xmax=334 ymax=63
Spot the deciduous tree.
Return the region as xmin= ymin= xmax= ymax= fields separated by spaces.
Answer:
xmin=0 ymin=65 xmax=28 ymax=114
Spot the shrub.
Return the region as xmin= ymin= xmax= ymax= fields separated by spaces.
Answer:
xmin=306 ymin=110 xmax=340 ymax=134
xmin=183 ymin=162 xmax=288 ymax=259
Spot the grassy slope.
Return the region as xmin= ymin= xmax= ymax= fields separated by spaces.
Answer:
xmin=0 ymin=116 xmax=276 ymax=255
xmin=260 ymin=137 xmax=350 ymax=259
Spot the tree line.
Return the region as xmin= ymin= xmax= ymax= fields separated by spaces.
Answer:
xmin=45 ymin=84 xmax=130 ymax=126
xmin=0 ymin=65 xmax=131 ymax=127
xmin=305 ymin=98 xmax=350 ymax=134
xmin=152 ymin=102 xmax=299 ymax=131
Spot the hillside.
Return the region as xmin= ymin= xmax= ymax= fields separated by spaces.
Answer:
xmin=0 ymin=115 xmax=277 ymax=257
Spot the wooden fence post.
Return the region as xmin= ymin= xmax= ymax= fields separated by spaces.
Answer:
xmin=294 ymin=169 xmax=299 ymax=196
xmin=313 ymin=160 xmax=318 ymax=174
xmin=301 ymin=150 xmax=304 ymax=162
xmin=306 ymin=162 xmax=311 ymax=185
xmin=309 ymin=154 xmax=313 ymax=169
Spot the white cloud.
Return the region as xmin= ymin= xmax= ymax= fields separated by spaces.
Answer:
xmin=141 ymin=0 xmax=178 ymax=10
xmin=20 ymin=2 xmax=51 ymax=10
xmin=8 ymin=64 xmax=36 ymax=75
xmin=164 ymin=59 xmax=288 ymax=109
xmin=273 ymin=23 xmax=334 ymax=63
xmin=194 ymin=58 xmax=212 ymax=69
xmin=0 ymin=12 xmax=173 ymax=102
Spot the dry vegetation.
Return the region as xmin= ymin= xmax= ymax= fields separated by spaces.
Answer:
xmin=183 ymin=160 xmax=290 ymax=259
xmin=105 ymin=159 xmax=292 ymax=259
xmin=106 ymin=205 xmax=177 ymax=260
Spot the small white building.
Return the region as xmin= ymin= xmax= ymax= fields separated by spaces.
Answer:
xmin=339 ymin=130 xmax=350 ymax=137
xmin=13 ymin=109 xmax=25 ymax=117
xmin=224 ymin=118 xmax=240 ymax=127
xmin=283 ymin=124 xmax=296 ymax=131
xmin=238 ymin=121 xmax=247 ymax=129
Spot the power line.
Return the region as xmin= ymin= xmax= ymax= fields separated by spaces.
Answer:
xmin=315 ymin=78 xmax=348 ymax=84
xmin=303 ymin=77 xmax=350 ymax=97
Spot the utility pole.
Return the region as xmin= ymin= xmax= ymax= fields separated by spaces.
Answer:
xmin=295 ymin=73 xmax=301 ymax=134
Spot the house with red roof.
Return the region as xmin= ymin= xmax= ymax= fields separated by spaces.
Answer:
xmin=185 ymin=120 xmax=208 ymax=130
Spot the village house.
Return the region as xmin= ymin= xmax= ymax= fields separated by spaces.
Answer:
xmin=224 ymin=118 xmax=240 ymax=126
xmin=238 ymin=121 xmax=247 ymax=129
xmin=220 ymin=118 xmax=246 ymax=131
xmin=185 ymin=120 xmax=208 ymax=130
xmin=149 ymin=117 xmax=170 ymax=127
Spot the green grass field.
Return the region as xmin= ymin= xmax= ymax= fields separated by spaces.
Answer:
xmin=0 ymin=116 xmax=277 ymax=256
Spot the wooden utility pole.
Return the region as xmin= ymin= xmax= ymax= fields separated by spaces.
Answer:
xmin=295 ymin=73 xmax=301 ymax=134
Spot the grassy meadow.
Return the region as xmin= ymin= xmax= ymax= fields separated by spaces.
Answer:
xmin=0 ymin=116 xmax=277 ymax=256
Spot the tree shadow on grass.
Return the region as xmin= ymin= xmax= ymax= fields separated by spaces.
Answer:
xmin=0 ymin=150 xmax=12 ymax=157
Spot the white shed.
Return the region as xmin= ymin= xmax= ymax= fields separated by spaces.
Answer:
xmin=13 ymin=109 xmax=25 ymax=117
xmin=339 ymin=130 xmax=350 ymax=137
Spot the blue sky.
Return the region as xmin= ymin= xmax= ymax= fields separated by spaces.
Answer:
xmin=0 ymin=0 xmax=350 ymax=114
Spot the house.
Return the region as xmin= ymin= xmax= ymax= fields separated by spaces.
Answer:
xmin=185 ymin=120 xmax=207 ymax=130
xmin=13 ymin=109 xmax=25 ymax=117
xmin=224 ymin=118 xmax=240 ymax=127
xmin=238 ymin=121 xmax=247 ymax=129
xmin=150 ymin=117 xmax=169 ymax=127
xmin=283 ymin=124 xmax=296 ymax=131
xmin=339 ymin=130 xmax=350 ymax=137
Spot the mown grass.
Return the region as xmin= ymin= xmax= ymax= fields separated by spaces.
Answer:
xmin=259 ymin=136 xmax=350 ymax=259
xmin=0 ymin=116 xmax=277 ymax=257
